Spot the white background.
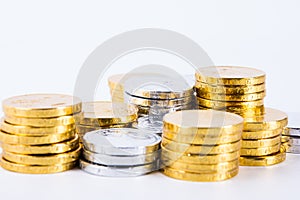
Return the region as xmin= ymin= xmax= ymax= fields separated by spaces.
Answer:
xmin=0 ymin=0 xmax=300 ymax=200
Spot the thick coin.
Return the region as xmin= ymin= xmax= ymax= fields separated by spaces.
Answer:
xmin=0 ymin=120 xmax=75 ymax=136
xmin=162 ymin=138 xmax=241 ymax=154
xmin=79 ymin=159 xmax=158 ymax=177
xmin=239 ymin=146 xmax=286 ymax=166
xmin=83 ymin=128 xmax=161 ymax=156
xmin=195 ymin=66 xmax=266 ymax=86
xmin=243 ymin=108 xmax=288 ymax=131
xmin=2 ymin=94 xmax=82 ymax=118
xmin=2 ymin=146 xmax=81 ymax=165
xmin=0 ymin=135 xmax=79 ymax=154
xmin=197 ymin=97 xmax=264 ymax=109
xmin=82 ymin=149 xmax=160 ymax=166
xmin=163 ymin=110 xmax=244 ymax=135
xmin=240 ymin=143 xmax=281 ymax=156
xmin=78 ymin=101 xmax=138 ymax=126
xmin=197 ymin=91 xmax=266 ymax=102
xmin=0 ymin=130 xmax=76 ymax=145
xmin=163 ymin=167 xmax=239 ymax=182
xmin=242 ymin=128 xmax=282 ymax=140
xmin=282 ymin=142 xmax=300 ymax=154
xmin=0 ymin=158 xmax=77 ymax=174
xmin=241 ymin=136 xmax=281 ymax=148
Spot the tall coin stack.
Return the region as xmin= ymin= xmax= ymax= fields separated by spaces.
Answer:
xmin=76 ymin=101 xmax=138 ymax=139
xmin=80 ymin=128 xmax=161 ymax=177
xmin=195 ymin=66 xmax=288 ymax=166
xmin=282 ymin=113 xmax=300 ymax=154
xmin=161 ymin=110 xmax=244 ymax=182
xmin=0 ymin=94 xmax=81 ymax=174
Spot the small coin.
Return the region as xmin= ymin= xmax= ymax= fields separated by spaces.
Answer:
xmin=197 ymin=91 xmax=266 ymax=102
xmin=0 ymin=157 xmax=77 ymax=174
xmin=2 ymin=94 xmax=82 ymax=118
xmin=242 ymin=128 xmax=282 ymax=140
xmin=195 ymin=66 xmax=266 ymax=85
xmin=197 ymin=97 xmax=264 ymax=109
xmin=239 ymin=146 xmax=286 ymax=166
xmin=162 ymin=167 xmax=239 ymax=182
xmin=79 ymin=159 xmax=158 ymax=177
xmin=240 ymin=143 xmax=281 ymax=156
xmin=2 ymin=146 xmax=81 ymax=165
xmin=0 ymin=135 xmax=79 ymax=154
xmin=241 ymin=136 xmax=281 ymax=148
xmin=83 ymin=128 xmax=161 ymax=156
xmin=282 ymin=142 xmax=300 ymax=154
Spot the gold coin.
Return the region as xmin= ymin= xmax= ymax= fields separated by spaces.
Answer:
xmin=78 ymin=101 xmax=138 ymax=126
xmin=195 ymin=66 xmax=266 ymax=85
xmin=161 ymin=159 xmax=239 ymax=173
xmin=129 ymin=96 xmax=194 ymax=107
xmin=163 ymin=131 xmax=241 ymax=145
xmin=3 ymin=94 xmax=82 ymax=118
xmin=243 ymin=108 xmax=288 ymax=131
xmin=241 ymin=136 xmax=281 ymax=148
xmin=162 ymin=138 xmax=241 ymax=154
xmin=163 ymin=167 xmax=239 ymax=182
xmin=197 ymin=97 xmax=264 ymax=109
xmin=240 ymin=143 xmax=281 ymax=156
xmin=1 ymin=135 xmax=79 ymax=154
xmin=5 ymin=114 xmax=80 ymax=127
xmin=2 ymin=146 xmax=81 ymax=165
xmin=197 ymin=91 xmax=266 ymax=102
xmin=239 ymin=146 xmax=286 ymax=166
xmin=0 ymin=120 xmax=75 ymax=136
xmin=162 ymin=147 xmax=240 ymax=164
xmin=163 ymin=110 xmax=244 ymax=135
xmin=242 ymin=128 xmax=282 ymax=140
xmin=0 ymin=158 xmax=77 ymax=174
xmin=194 ymin=82 xmax=266 ymax=95
xmin=0 ymin=130 xmax=76 ymax=145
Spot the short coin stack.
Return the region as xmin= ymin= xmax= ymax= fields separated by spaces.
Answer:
xmin=0 ymin=94 xmax=82 ymax=174
xmin=161 ymin=110 xmax=244 ymax=182
xmin=195 ymin=66 xmax=266 ymax=117
xmin=80 ymin=128 xmax=161 ymax=177
xmin=282 ymin=113 xmax=300 ymax=154
xmin=240 ymin=108 xmax=288 ymax=166
xmin=76 ymin=101 xmax=138 ymax=139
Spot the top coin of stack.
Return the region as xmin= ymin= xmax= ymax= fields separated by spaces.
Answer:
xmin=195 ymin=66 xmax=266 ymax=117
xmin=0 ymin=94 xmax=82 ymax=174
xmin=161 ymin=110 xmax=244 ymax=182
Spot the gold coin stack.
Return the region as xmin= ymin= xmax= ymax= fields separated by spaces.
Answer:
xmin=76 ymin=101 xmax=138 ymax=139
xmin=108 ymin=74 xmax=125 ymax=102
xmin=0 ymin=94 xmax=82 ymax=174
xmin=161 ymin=110 xmax=244 ymax=182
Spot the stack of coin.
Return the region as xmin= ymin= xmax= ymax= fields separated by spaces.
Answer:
xmin=282 ymin=113 xmax=300 ymax=154
xmin=76 ymin=101 xmax=138 ymax=139
xmin=80 ymin=128 xmax=161 ymax=177
xmin=195 ymin=66 xmax=266 ymax=117
xmin=108 ymin=74 xmax=125 ymax=102
xmin=161 ymin=110 xmax=244 ymax=182
xmin=0 ymin=94 xmax=82 ymax=174
xmin=240 ymin=108 xmax=288 ymax=166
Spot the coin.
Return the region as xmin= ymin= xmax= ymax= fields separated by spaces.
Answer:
xmin=136 ymin=104 xmax=193 ymax=116
xmin=197 ymin=97 xmax=264 ymax=109
xmin=2 ymin=146 xmax=81 ymax=165
xmin=83 ymin=128 xmax=161 ymax=156
xmin=283 ymin=127 xmax=300 ymax=137
xmin=161 ymin=138 xmax=241 ymax=154
xmin=197 ymin=91 xmax=266 ymax=102
xmin=163 ymin=110 xmax=244 ymax=134
xmin=163 ymin=167 xmax=239 ymax=182
xmin=76 ymin=123 xmax=132 ymax=137
xmin=195 ymin=66 xmax=266 ymax=85
xmin=240 ymin=143 xmax=281 ymax=156
xmin=0 ymin=130 xmax=76 ymax=145
xmin=0 ymin=135 xmax=79 ymax=154
xmin=132 ymin=116 xmax=163 ymax=135
xmin=2 ymin=94 xmax=82 ymax=118
xmin=128 ymin=95 xmax=194 ymax=107
xmin=241 ymin=136 xmax=281 ymax=148
xmin=282 ymin=143 xmax=300 ymax=154
xmin=239 ymin=146 xmax=286 ymax=166
xmin=78 ymin=101 xmax=138 ymax=127
xmin=281 ymin=135 xmax=300 ymax=146
xmin=0 ymin=157 xmax=77 ymax=174
xmin=79 ymin=159 xmax=158 ymax=177
xmin=243 ymin=108 xmax=288 ymax=131
xmin=0 ymin=120 xmax=75 ymax=136
xmin=242 ymin=128 xmax=282 ymax=140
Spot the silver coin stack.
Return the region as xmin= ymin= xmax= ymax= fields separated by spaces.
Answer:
xmin=80 ymin=128 xmax=162 ymax=177
xmin=282 ymin=113 xmax=300 ymax=154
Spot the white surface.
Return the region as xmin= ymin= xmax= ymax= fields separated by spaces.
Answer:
xmin=0 ymin=0 xmax=300 ymax=200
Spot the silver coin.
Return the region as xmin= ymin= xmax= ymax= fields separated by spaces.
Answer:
xmin=132 ymin=116 xmax=163 ymax=135
xmin=283 ymin=112 xmax=300 ymax=136
xmin=282 ymin=135 xmax=300 ymax=146
xmin=283 ymin=143 xmax=300 ymax=154
xmin=82 ymin=148 xmax=160 ymax=166
xmin=82 ymin=128 xmax=161 ymax=156
xmin=79 ymin=159 xmax=158 ymax=177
